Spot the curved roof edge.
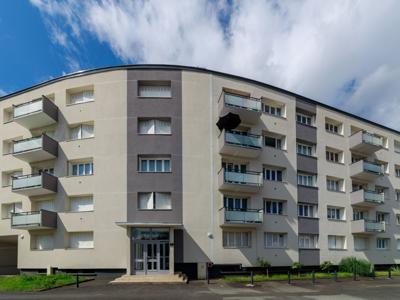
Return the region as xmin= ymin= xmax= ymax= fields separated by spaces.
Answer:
xmin=1 ymin=64 xmax=399 ymax=135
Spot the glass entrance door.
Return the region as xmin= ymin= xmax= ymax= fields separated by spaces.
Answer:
xmin=146 ymin=242 xmax=158 ymax=272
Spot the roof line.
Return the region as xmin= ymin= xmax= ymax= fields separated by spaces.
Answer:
xmin=1 ymin=64 xmax=399 ymax=135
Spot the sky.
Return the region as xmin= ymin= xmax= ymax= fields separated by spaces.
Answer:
xmin=0 ymin=0 xmax=400 ymax=129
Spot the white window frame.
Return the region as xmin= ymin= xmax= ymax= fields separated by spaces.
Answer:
xmin=71 ymin=162 xmax=93 ymax=176
xmin=263 ymin=168 xmax=283 ymax=182
xmin=262 ymin=103 xmax=282 ymax=117
xmin=68 ymin=232 xmax=94 ymax=249
xmin=297 ymin=143 xmax=313 ymax=156
xmin=70 ymin=124 xmax=94 ymax=140
xmin=264 ymin=200 xmax=284 ymax=215
xmin=326 ymin=151 xmax=340 ymax=163
xmin=264 ymin=136 xmax=282 ymax=150
xmin=138 ymin=83 xmax=171 ymax=98
xmin=298 ymin=204 xmax=317 ymax=218
xmin=299 ymin=234 xmax=318 ymax=249
xmin=139 ymin=157 xmax=171 ymax=173
xmin=264 ymin=232 xmax=287 ymax=248
xmin=327 ymin=207 xmax=343 ymax=220
xmin=325 ymin=122 xmax=339 ymax=134
xmin=376 ymin=238 xmax=389 ymax=250
xmin=138 ymin=192 xmax=172 ymax=210
xmin=297 ymin=173 xmax=315 ymax=187
xmin=328 ymin=235 xmax=346 ymax=250
xmin=296 ymin=113 xmax=312 ymax=126
xmin=223 ymin=231 xmax=251 ymax=248
xmin=69 ymin=196 xmax=94 ymax=213
xmin=138 ymin=118 xmax=171 ymax=135
xmin=69 ymin=90 xmax=94 ymax=105
xmin=224 ymin=196 xmax=248 ymax=210
xmin=376 ymin=212 xmax=390 ymax=224
xmin=327 ymin=179 xmax=341 ymax=192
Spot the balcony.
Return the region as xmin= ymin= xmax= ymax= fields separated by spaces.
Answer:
xmin=351 ymin=189 xmax=384 ymax=207
xmin=12 ymin=135 xmax=58 ymax=163
xmin=219 ymin=207 xmax=263 ymax=227
xmin=219 ymin=92 xmax=261 ymax=124
xmin=351 ymin=219 xmax=385 ymax=235
xmin=219 ymin=131 xmax=262 ymax=158
xmin=11 ymin=210 xmax=57 ymax=230
xmin=13 ymin=97 xmax=58 ymax=129
xmin=349 ymin=160 xmax=383 ymax=181
xmin=12 ymin=173 xmax=57 ymax=196
xmin=218 ymin=169 xmax=263 ymax=193
xmin=350 ymin=131 xmax=383 ymax=154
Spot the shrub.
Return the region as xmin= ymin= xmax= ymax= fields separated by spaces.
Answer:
xmin=256 ymin=257 xmax=271 ymax=277
xmin=292 ymin=262 xmax=302 ymax=277
xmin=320 ymin=261 xmax=333 ymax=272
xmin=338 ymin=257 xmax=372 ymax=276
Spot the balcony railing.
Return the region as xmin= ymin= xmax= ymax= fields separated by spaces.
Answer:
xmin=224 ymin=93 xmax=261 ymax=112
xmin=13 ymin=99 xmax=43 ymax=119
xmin=221 ymin=207 xmax=263 ymax=224
xmin=13 ymin=136 xmax=43 ymax=154
xmin=223 ymin=170 xmax=263 ymax=186
xmin=362 ymin=132 xmax=383 ymax=147
xmin=225 ymin=131 xmax=262 ymax=149
xmin=363 ymin=190 xmax=385 ymax=204
xmin=11 ymin=173 xmax=58 ymax=196
xmin=11 ymin=210 xmax=57 ymax=229
xmin=363 ymin=161 xmax=383 ymax=174
xmin=365 ymin=220 xmax=385 ymax=232
xmin=12 ymin=174 xmax=42 ymax=190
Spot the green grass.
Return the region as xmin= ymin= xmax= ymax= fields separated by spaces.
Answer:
xmin=224 ymin=271 xmax=399 ymax=283
xmin=0 ymin=274 xmax=87 ymax=292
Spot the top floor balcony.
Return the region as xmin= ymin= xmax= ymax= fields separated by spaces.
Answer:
xmin=219 ymin=92 xmax=261 ymax=125
xmin=350 ymin=131 xmax=383 ymax=154
xmin=13 ymin=96 xmax=58 ymax=129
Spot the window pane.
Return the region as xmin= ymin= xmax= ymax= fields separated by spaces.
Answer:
xmin=78 ymin=164 xmax=84 ymax=175
xmin=156 ymin=160 xmax=163 ymax=172
xmin=164 ymin=160 xmax=171 ymax=172
xmin=139 ymin=193 xmax=154 ymax=209
xmin=149 ymin=160 xmax=155 ymax=172
xmin=155 ymin=193 xmax=171 ymax=209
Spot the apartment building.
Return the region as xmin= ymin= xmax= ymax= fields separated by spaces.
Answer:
xmin=0 ymin=65 xmax=399 ymax=278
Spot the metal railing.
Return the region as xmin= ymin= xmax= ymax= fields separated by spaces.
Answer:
xmin=13 ymin=136 xmax=43 ymax=154
xmin=223 ymin=170 xmax=263 ymax=186
xmin=13 ymin=98 xmax=43 ymax=118
xmin=362 ymin=132 xmax=383 ymax=147
xmin=225 ymin=131 xmax=262 ymax=148
xmin=11 ymin=211 xmax=42 ymax=227
xmin=221 ymin=207 xmax=263 ymax=224
xmin=12 ymin=174 xmax=42 ymax=190
xmin=224 ymin=92 xmax=261 ymax=112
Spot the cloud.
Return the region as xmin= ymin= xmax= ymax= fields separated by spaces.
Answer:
xmin=0 ymin=89 xmax=6 ymax=97
xmin=30 ymin=0 xmax=400 ymax=129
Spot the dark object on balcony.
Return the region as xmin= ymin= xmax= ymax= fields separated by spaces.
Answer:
xmin=217 ymin=113 xmax=241 ymax=131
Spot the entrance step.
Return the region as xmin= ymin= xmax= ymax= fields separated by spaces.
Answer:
xmin=110 ymin=273 xmax=187 ymax=284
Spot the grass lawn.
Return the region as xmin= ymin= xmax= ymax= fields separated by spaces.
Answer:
xmin=224 ymin=271 xmax=400 ymax=283
xmin=0 ymin=274 xmax=88 ymax=292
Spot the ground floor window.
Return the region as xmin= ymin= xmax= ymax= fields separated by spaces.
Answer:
xmin=223 ymin=231 xmax=251 ymax=248
xmin=265 ymin=232 xmax=287 ymax=248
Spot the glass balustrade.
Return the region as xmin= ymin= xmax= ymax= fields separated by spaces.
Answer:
xmin=225 ymin=131 xmax=262 ymax=148
xmin=13 ymin=136 xmax=42 ymax=153
xmin=11 ymin=212 xmax=41 ymax=227
xmin=224 ymin=93 xmax=261 ymax=111
xmin=12 ymin=175 xmax=42 ymax=190
xmin=224 ymin=208 xmax=263 ymax=224
xmin=224 ymin=171 xmax=262 ymax=185
xmin=13 ymin=100 xmax=43 ymax=118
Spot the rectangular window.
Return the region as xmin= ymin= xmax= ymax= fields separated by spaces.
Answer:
xmin=353 ymin=210 xmax=365 ymax=221
xmin=70 ymin=196 xmax=94 ymax=212
xmin=325 ymin=123 xmax=339 ymax=134
xmin=262 ymin=104 xmax=282 ymax=117
xmin=223 ymin=231 xmax=251 ymax=248
xmin=70 ymin=124 xmax=94 ymax=140
xmin=298 ymin=204 xmax=317 ymax=218
xmin=138 ymin=82 xmax=171 ymax=98
xmin=224 ymin=196 xmax=248 ymax=210
xmin=264 ymin=200 xmax=284 ymax=215
xmin=263 ymin=168 xmax=283 ymax=182
xmin=297 ymin=173 xmax=315 ymax=187
xmin=396 ymin=214 xmax=400 ymax=225
xmin=396 ymin=190 xmax=400 ymax=201
xmin=296 ymin=113 xmax=312 ymax=126
xmin=376 ymin=212 xmax=390 ymax=224
xmin=138 ymin=192 xmax=172 ymax=210
xmin=328 ymin=235 xmax=346 ymax=250
xmin=297 ymin=143 xmax=313 ymax=156
xmin=72 ymin=162 xmax=93 ymax=176
xmin=354 ymin=237 xmax=368 ymax=250
xmin=376 ymin=238 xmax=389 ymax=250
xmin=327 ymin=179 xmax=341 ymax=192
xmin=70 ymin=90 xmax=94 ymax=104
xmin=327 ymin=207 xmax=343 ymax=220
xmin=139 ymin=156 xmax=171 ymax=172
xmin=138 ymin=118 xmax=171 ymax=135
xmin=264 ymin=136 xmax=282 ymax=149
xmin=264 ymin=232 xmax=287 ymax=248
xmin=396 ymin=168 xmax=400 ymax=178
xmin=397 ymin=239 xmax=400 ymax=251
xmin=299 ymin=234 xmax=318 ymax=249
xmin=33 ymin=234 xmax=54 ymax=250
xmin=395 ymin=140 xmax=400 ymax=153
xmin=1 ymin=202 xmax=22 ymax=219
xmin=326 ymin=151 xmax=340 ymax=163
xmin=69 ymin=232 xmax=94 ymax=249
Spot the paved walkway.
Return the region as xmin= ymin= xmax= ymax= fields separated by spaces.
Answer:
xmin=0 ymin=277 xmax=399 ymax=299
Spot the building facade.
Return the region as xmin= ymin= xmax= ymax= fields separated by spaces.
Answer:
xmin=0 ymin=65 xmax=399 ymax=278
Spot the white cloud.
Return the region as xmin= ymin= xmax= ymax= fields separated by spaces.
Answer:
xmin=31 ymin=0 xmax=400 ymax=129
xmin=0 ymin=89 xmax=6 ymax=97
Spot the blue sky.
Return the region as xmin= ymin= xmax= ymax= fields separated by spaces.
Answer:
xmin=1 ymin=0 xmax=400 ymax=129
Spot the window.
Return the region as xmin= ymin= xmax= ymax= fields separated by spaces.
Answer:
xmin=396 ymin=214 xmax=400 ymax=225
xmin=263 ymin=168 xmax=283 ymax=182
xmin=376 ymin=238 xmax=389 ymax=250
xmin=138 ymin=82 xmax=171 ymax=98
xmin=33 ymin=234 xmax=54 ymax=250
xmin=35 ymin=200 xmax=54 ymax=212
xmin=1 ymin=202 xmax=22 ymax=219
xmin=397 ymin=239 xmax=400 ymax=251
xmin=224 ymin=196 xmax=247 ymax=210
xmin=325 ymin=122 xmax=339 ymax=134
xmin=396 ymin=190 xmax=400 ymax=201
xmin=72 ymin=162 xmax=93 ymax=176
xmin=395 ymin=140 xmax=400 ymax=153
xmin=2 ymin=170 xmax=22 ymax=187
xmin=265 ymin=232 xmax=286 ymax=248
xmin=396 ymin=167 xmax=400 ymax=177
xmin=262 ymin=104 xmax=282 ymax=117
xmin=327 ymin=178 xmax=342 ymax=192
xmin=138 ymin=118 xmax=171 ymax=135
xmin=376 ymin=212 xmax=390 ymax=224
xmin=328 ymin=235 xmax=346 ymax=250
xmin=264 ymin=136 xmax=282 ymax=149
xmin=296 ymin=113 xmax=312 ymax=126
xmin=69 ymin=232 xmax=94 ymax=249
xmin=326 ymin=150 xmax=340 ymax=163
xmin=327 ymin=207 xmax=344 ymax=220
xmin=70 ymin=124 xmax=94 ymax=140
xmin=299 ymin=234 xmax=318 ymax=249
xmin=353 ymin=210 xmax=365 ymax=221
xmin=70 ymin=196 xmax=94 ymax=212
xmin=223 ymin=231 xmax=251 ymax=248
xmin=298 ymin=204 xmax=317 ymax=218
xmin=264 ymin=200 xmax=284 ymax=215
xmin=297 ymin=173 xmax=315 ymax=187
xmin=354 ymin=237 xmax=368 ymax=250
xmin=139 ymin=156 xmax=171 ymax=172
xmin=37 ymin=168 xmax=54 ymax=175
xmin=297 ymin=143 xmax=313 ymax=156
xmin=138 ymin=192 xmax=172 ymax=210
xmin=69 ymin=90 xmax=94 ymax=104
